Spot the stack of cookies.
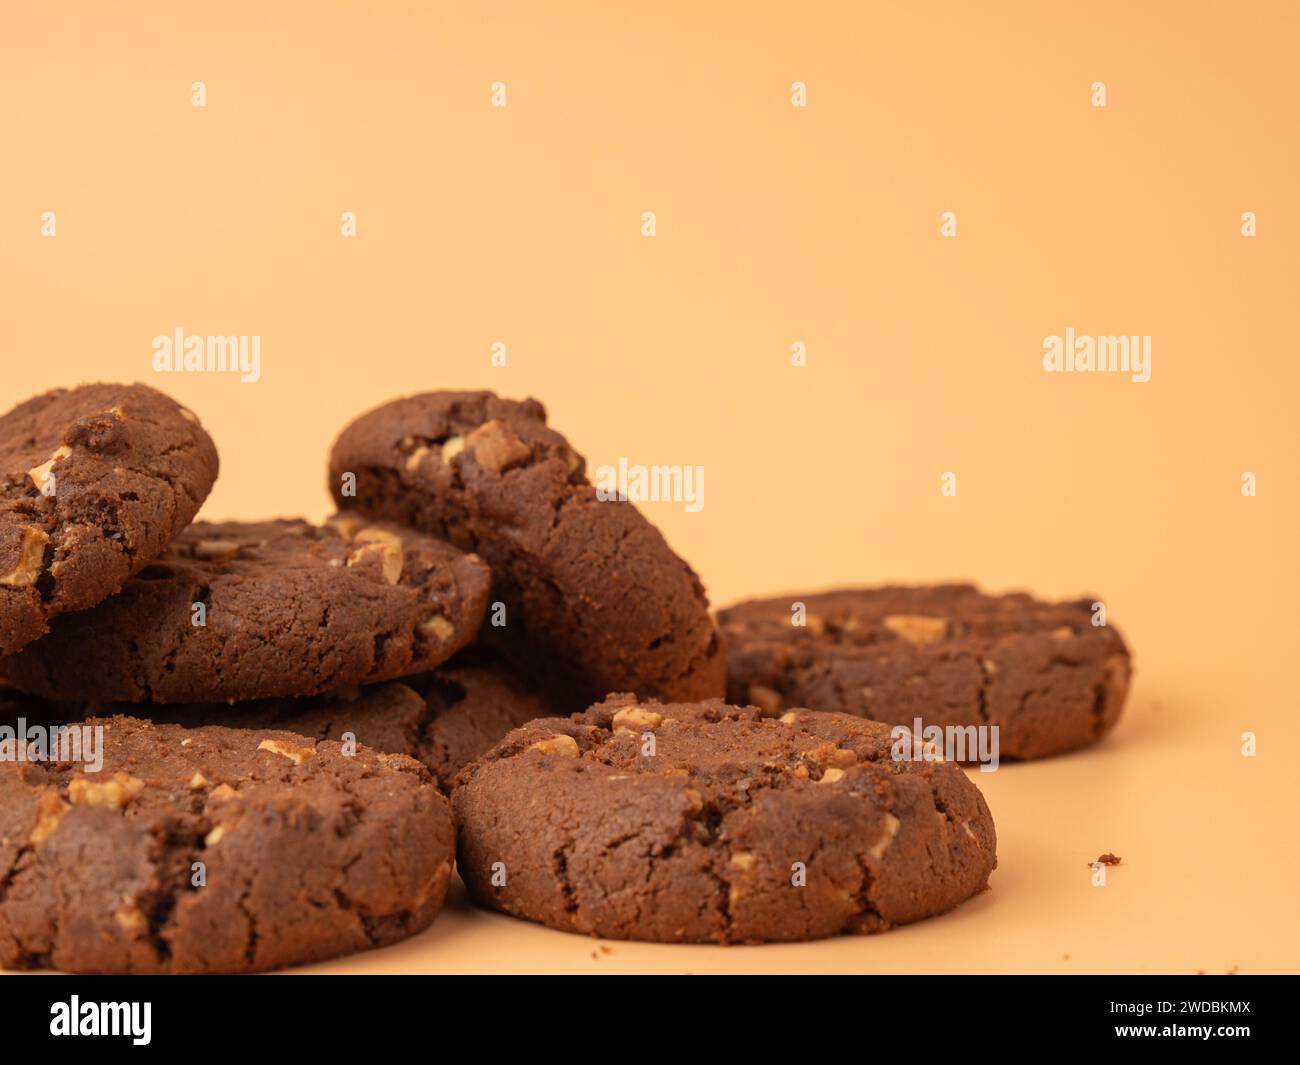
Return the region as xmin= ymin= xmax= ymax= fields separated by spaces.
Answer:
xmin=0 ymin=383 xmax=1130 ymax=972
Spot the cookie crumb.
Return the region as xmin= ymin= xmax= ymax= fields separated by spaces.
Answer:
xmin=1093 ymin=853 xmax=1122 ymax=866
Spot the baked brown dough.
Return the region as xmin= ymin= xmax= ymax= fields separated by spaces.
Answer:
xmin=328 ymin=391 xmax=724 ymax=709
xmin=453 ymin=695 xmax=996 ymax=943
xmin=0 ymin=516 xmax=490 ymax=703
xmin=0 ymin=383 xmax=218 ymax=657
xmin=0 ymin=715 xmax=453 ymax=973
xmin=720 ymin=585 xmax=1132 ymax=760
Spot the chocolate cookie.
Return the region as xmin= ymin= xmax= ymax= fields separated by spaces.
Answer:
xmin=0 ymin=715 xmax=453 ymax=973
xmin=0 ymin=383 xmax=218 ymax=657
xmin=145 ymin=662 xmax=547 ymax=788
xmin=453 ymin=695 xmax=996 ymax=943
xmin=328 ymin=391 xmax=723 ymax=708
xmin=719 ymin=584 xmax=1132 ymax=761
xmin=0 ymin=515 xmax=490 ymax=703
xmin=406 ymin=657 xmax=551 ymax=786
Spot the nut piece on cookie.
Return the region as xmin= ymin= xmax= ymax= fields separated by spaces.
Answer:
xmin=0 ymin=527 xmax=50 ymax=588
xmin=68 ymin=772 xmax=145 ymax=809
xmin=611 ymin=706 xmax=663 ymax=731
xmin=530 ymin=734 xmax=580 ymax=757
xmin=464 ymin=420 xmax=531 ymax=473
xmin=27 ymin=445 xmax=72 ymax=494
xmin=882 ymin=614 xmax=948 ymax=644
xmin=346 ymin=527 xmax=404 ymax=585
xmin=257 ymin=738 xmax=316 ymax=765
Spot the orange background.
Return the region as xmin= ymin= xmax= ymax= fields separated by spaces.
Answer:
xmin=1 ymin=1 xmax=1296 ymax=973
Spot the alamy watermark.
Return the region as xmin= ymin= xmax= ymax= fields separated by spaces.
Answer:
xmin=0 ymin=719 xmax=104 ymax=772
xmin=891 ymin=718 xmax=1000 ymax=772
xmin=151 ymin=327 xmax=261 ymax=382
xmin=1042 ymin=329 xmax=1151 ymax=383
xmin=594 ymin=458 xmax=704 ymax=513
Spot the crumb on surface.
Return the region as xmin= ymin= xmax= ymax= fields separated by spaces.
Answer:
xmin=1094 ymin=853 xmax=1122 ymax=866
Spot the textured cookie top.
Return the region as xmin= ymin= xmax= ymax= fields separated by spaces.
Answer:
xmin=111 ymin=660 xmax=544 ymax=789
xmin=0 ymin=383 xmax=219 ymax=657
xmin=461 ymin=693 xmax=983 ymax=796
xmin=0 ymin=515 xmax=490 ymax=703
xmin=718 ymin=584 xmax=1132 ymax=760
xmin=453 ymin=695 xmax=996 ymax=942
xmin=0 ymin=715 xmax=453 ymax=973
xmin=720 ymin=584 xmax=1120 ymax=651
xmin=328 ymin=390 xmax=723 ymax=708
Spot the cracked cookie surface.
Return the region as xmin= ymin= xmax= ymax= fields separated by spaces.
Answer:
xmin=0 ymin=715 xmax=453 ymax=973
xmin=0 ymin=383 xmax=218 ymax=657
xmin=13 ymin=653 xmax=550 ymax=791
xmin=452 ymin=694 xmax=997 ymax=943
xmin=328 ymin=391 xmax=724 ymax=709
xmin=0 ymin=516 xmax=490 ymax=703
xmin=719 ymin=584 xmax=1132 ymax=760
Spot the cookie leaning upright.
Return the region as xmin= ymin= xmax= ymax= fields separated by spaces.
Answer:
xmin=453 ymin=695 xmax=996 ymax=943
xmin=0 ymin=516 xmax=490 ymax=703
xmin=0 ymin=383 xmax=218 ymax=657
xmin=0 ymin=715 xmax=454 ymax=973
xmin=720 ymin=584 xmax=1132 ymax=760
xmin=328 ymin=391 xmax=724 ymax=707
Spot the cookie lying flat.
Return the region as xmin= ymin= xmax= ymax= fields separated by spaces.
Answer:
xmin=125 ymin=660 xmax=545 ymax=789
xmin=328 ymin=391 xmax=723 ymax=709
xmin=719 ymin=584 xmax=1132 ymax=761
xmin=0 ymin=516 xmax=490 ymax=703
xmin=0 ymin=383 xmax=218 ymax=657
xmin=0 ymin=715 xmax=453 ymax=973
xmin=453 ymin=695 xmax=996 ymax=943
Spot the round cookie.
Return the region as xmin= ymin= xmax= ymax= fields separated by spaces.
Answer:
xmin=0 ymin=515 xmax=490 ymax=703
xmin=453 ymin=695 xmax=997 ymax=943
xmin=2 ymin=656 xmax=549 ymax=791
xmin=719 ymin=584 xmax=1132 ymax=761
xmin=327 ymin=391 xmax=723 ymax=709
xmin=0 ymin=715 xmax=454 ymax=973
xmin=0 ymin=383 xmax=219 ymax=657
xmin=138 ymin=661 xmax=547 ymax=789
